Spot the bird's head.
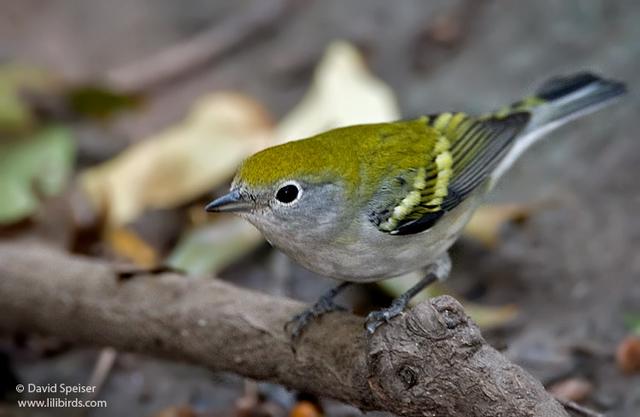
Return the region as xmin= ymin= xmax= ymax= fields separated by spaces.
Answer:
xmin=205 ymin=130 xmax=363 ymax=240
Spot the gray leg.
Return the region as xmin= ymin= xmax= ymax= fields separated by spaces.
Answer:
xmin=365 ymin=254 xmax=451 ymax=334
xmin=285 ymin=282 xmax=351 ymax=340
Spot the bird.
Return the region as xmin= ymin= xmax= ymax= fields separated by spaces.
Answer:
xmin=205 ymin=72 xmax=627 ymax=337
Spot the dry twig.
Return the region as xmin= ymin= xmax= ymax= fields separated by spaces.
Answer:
xmin=105 ymin=0 xmax=299 ymax=92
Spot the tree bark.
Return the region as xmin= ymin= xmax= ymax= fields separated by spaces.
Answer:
xmin=0 ymin=243 xmax=567 ymax=417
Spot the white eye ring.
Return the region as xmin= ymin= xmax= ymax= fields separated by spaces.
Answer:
xmin=274 ymin=180 xmax=302 ymax=206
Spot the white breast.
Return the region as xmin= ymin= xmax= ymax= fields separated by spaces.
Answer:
xmin=261 ymin=191 xmax=483 ymax=282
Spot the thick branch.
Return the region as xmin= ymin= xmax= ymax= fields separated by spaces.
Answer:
xmin=0 ymin=244 xmax=567 ymax=417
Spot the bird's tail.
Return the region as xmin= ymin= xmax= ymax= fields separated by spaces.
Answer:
xmin=523 ymin=72 xmax=627 ymax=132
xmin=490 ymin=72 xmax=627 ymax=181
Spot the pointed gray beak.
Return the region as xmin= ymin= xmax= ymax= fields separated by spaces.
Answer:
xmin=205 ymin=190 xmax=252 ymax=213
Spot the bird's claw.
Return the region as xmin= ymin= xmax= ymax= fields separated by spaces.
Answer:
xmin=285 ymin=298 xmax=346 ymax=341
xmin=364 ymin=298 xmax=407 ymax=334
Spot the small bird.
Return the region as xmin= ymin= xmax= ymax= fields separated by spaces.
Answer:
xmin=206 ymin=72 xmax=626 ymax=336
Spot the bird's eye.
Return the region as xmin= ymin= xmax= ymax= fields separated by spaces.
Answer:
xmin=275 ymin=183 xmax=300 ymax=204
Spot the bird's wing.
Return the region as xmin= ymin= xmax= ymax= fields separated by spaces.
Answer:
xmin=377 ymin=111 xmax=530 ymax=235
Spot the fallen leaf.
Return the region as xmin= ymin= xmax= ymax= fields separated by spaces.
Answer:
xmin=463 ymin=203 xmax=532 ymax=248
xmin=462 ymin=302 xmax=519 ymax=330
xmin=167 ymin=218 xmax=263 ymax=275
xmin=275 ymin=40 xmax=400 ymax=143
xmin=616 ymin=336 xmax=640 ymax=374
xmin=0 ymin=62 xmax=142 ymax=131
xmin=80 ymin=93 xmax=273 ymax=226
xmin=65 ymin=84 xmax=142 ymax=120
xmin=0 ymin=126 xmax=75 ymax=225
xmin=0 ymin=63 xmax=60 ymax=134
xmin=105 ymin=226 xmax=159 ymax=268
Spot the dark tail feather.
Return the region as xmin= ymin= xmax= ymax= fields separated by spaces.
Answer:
xmin=490 ymin=72 xmax=627 ymax=182
xmin=530 ymin=72 xmax=627 ymax=129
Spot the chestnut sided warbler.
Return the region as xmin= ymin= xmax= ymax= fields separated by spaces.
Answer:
xmin=206 ymin=72 xmax=626 ymax=336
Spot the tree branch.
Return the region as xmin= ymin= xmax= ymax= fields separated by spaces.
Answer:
xmin=104 ymin=0 xmax=299 ymax=93
xmin=0 ymin=244 xmax=567 ymax=417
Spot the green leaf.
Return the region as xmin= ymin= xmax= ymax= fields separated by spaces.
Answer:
xmin=624 ymin=314 xmax=640 ymax=336
xmin=0 ymin=126 xmax=75 ymax=224
xmin=66 ymin=85 xmax=142 ymax=120
xmin=166 ymin=218 xmax=263 ymax=276
xmin=0 ymin=64 xmax=58 ymax=134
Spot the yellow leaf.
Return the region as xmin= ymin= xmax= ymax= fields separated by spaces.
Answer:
xmin=0 ymin=63 xmax=61 ymax=134
xmin=276 ymin=41 xmax=400 ymax=143
xmin=105 ymin=227 xmax=158 ymax=268
xmin=463 ymin=203 xmax=532 ymax=248
xmin=462 ymin=302 xmax=519 ymax=330
xmin=80 ymin=93 xmax=273 ymax=226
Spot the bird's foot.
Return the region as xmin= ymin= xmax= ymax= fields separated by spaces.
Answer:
xmin=364 ymin=297 xmax=408 ymax=334
xmin=365 ymin=255 xmax=451 ymax=334
xmin=285 ymin=282 xmax=350 ymax=341
xmin=285 ymin=296 xmax=346 ymax=341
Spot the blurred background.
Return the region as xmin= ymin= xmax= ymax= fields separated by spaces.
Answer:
xmin=0 ymin=0 xmax=638 ymax=416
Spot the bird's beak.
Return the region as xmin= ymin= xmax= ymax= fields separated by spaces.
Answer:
xmin=205 ymin=190 xmax=252 ymax=213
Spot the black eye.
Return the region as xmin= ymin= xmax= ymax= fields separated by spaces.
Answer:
xmin=275 ymin=184 xmax=300 ymax=204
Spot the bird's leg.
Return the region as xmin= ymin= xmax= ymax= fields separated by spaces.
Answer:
xmin=365 ymin=254 xmax=452 ymax=334
xmin=285 ymin=282 xmax=351 ymax=340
